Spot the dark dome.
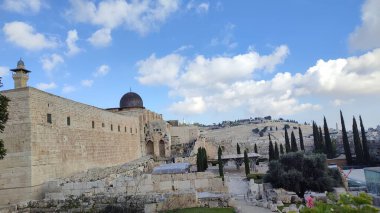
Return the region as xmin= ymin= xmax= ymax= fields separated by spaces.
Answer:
xmin=17 ymin=58 xmax=25 ymax=68
xmin=120 ymin=92 xmax=144 ymax=109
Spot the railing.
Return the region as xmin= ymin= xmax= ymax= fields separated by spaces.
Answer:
xmin=12 ymin=72 xmax=29 ymax=78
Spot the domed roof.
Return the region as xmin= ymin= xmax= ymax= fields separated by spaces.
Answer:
xmin=120 ymin=92 xmax=144 ymax=109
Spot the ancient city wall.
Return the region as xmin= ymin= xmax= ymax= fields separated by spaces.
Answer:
xmin=0 ymin=87 xmax=142 ymax=205
xmin=0 ymin=88 xmax=33 ymax=206
xmin=170 ymin=126 xmax=199 ymax=145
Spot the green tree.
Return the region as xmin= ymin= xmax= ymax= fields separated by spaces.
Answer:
xmin=0 ymin=90 xmax=9 ymax=160
xmin=284 ymin=127 xmax=290 ymax=153
xmin=264 ymin=152 xmax=339 ymax=197
xmin=290 ymin=131 xmax=298 ymax=152
xmin=254 ymin=143 xmax=258 ymax=153
xmin=244 ymin=149 xmax=250 ymax=176
xmin=236 ymin=143 xmax=241 ymax=155
xmin=352 ymin=117 xmax=363 ymax=164
xmin=319 ymin=126 xmax=325 ymax=153
xmin=312 ymin=121 xmax=319 ymax=153
xmin=359 ymin=116 xmax=371 ymax=164
xmin=218 ymin=146 xmax=224 ymax=180
xmin=340 ymin=111 xmax=352 ymax=164
xmin=197 ymin=147 xmax=203 ymax=172
xmin=274 ymin=142 xmax=279 ymax=160
xmin=299 ymin=127 xmax=305 ymax=151
xmin=280 ymin=144 xmax=284 ymax=155
xmin=268 ymin=134 xmax=274 ymax=161
xmin=203 ymin=147 xmax=208 ymax=170
xmin=324 ymin=116 xmax=334 ymax=159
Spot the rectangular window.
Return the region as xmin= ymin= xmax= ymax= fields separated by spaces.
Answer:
xmin=130 ymin=128 xmax=132 ymax=133
xmin=118 ymin=125 xmax=120 ymax=132
xmin=102 ymin=123 xmax=105 ymax=127
xmin=67 ymin=117 xmax=70 ymax=126
xmin=47 ymin=113 xmax=52 ymax=124
xmin=92 ymin=121 xmax=95 ymax=129
xmin=111 ymin=124 xmax=113 ymax=131
xmin=125 ymin=126 xmax=127 ymax=132
xmin=136 ymin=128 xmax=137 ymax=133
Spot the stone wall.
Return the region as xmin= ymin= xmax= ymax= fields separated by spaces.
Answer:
xmin=170 ymin=126 xmax=199 ymax=145
xmin=0 ymin=87 xmax=142 ymax=205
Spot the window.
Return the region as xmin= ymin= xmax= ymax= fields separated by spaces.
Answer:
xmin=125 ymin=126 xmax=127 ymax=132
xmin=136 ymin=128 xmax=137 ymax=133
xmin=67 ymin=117 xmax=70 ymax=126
xmin=47 ymin=114 xmax=52 ymax=124
xmin=130 ymin=128 xmax=132 ymax=133
xmin=92 ymin=121 xmax=95 ymax=129
xmin=111 ymin=124 xmax=113 ymax=131
xmin=118 ymin=125 xmax=120 ymax=132
xmin=102 ymin=123 xmax=105 ymax=127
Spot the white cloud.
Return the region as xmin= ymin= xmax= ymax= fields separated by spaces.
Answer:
xmin=0 ymin=66 xmax=9 ymax=77
xmin=62 ymin=84 xmax=76 ymax=93
xmin=137 ymin=46 xmax=380 ymax=118
xmin=186 ymin=1 xmax=209 ymax=14
xmin=2 ymin=0 xmax=42 ymax=13
xmin=3 ymin=21 xmax=58 ymax=51
xmin=349 ymin=0 xmax=380 ymax=51
xmin=36 ymin=82 xmax=57 ymax=91
xmin=88 ymin=28 xmax=112 ymax=47
xmin=210 ymin=23 xmax=238 ymax=49
xmin=66 ymin=0 xmax=179 ymax=35
xmin=196 ymin=3 xmax=209 ymax=13
xmin=170 ymin=96 xmax=206 ymax=115
xmin=65 ymin=29 xmax=81 ymax=56
xmin=173 ymin=45 xmax=193 ymax=53
xmin=93 ymin=64 xmax=110 ymax=77
xmin=81 ymin=79 xmax=94 ymax=87
xmin=40 ymin=54 xmax=64 ymax=72
xmin=137 ymin=54 xmax=184 ymax=85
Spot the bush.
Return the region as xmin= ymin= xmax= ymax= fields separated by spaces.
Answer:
xmin=264 ymin=152 xmax=340 ymax=196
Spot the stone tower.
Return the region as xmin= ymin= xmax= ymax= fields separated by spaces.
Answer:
xmin=10 ymin=59 xmax=31 ymax=89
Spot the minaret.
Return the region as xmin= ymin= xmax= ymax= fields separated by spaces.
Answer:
xmin=10 ymin=58 xmax=31 ymax=89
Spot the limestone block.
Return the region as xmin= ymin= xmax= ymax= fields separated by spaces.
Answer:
xmin=140 ymin=184 xmax=153 ymax=193
xmin=47 ymin=181 xmax=61 ymax=192
xmin=195 ymin=179 xmax=209 ymax=189
xmin=289 ymin=204 xmax=298 ymax=212
xmin=144 ymin=203 xmax=158 ymax=213
xmin=94 ymin=187 xmax=105 ymax=194
xmin=45 ymin=192 xmax=65 ymax=200
xmin=159 ymin=181 xmax=173 ymax=191
xmin=62 ymin=183 xmax=73 ymax=190
xmin=159 ymin=174 xmax=171 ymax=182
xmin=151 ymin=174 xmax=160 ymax=183
xmin=174 ymin=180 xmax=191 ymax=190
xmin=186 ymin=173 xmax=196 ymax=180
xmin=209 ymin=201 xmax=219 ymax=208
xmin=86 ymin=182 xmax=97 ymax=189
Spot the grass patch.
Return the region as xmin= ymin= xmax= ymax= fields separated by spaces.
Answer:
xmin=165 ymin=207 xmax=235 ymax=213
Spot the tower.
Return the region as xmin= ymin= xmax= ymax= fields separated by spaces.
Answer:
xmin=10 ymin=59 xmax=31 ymax=89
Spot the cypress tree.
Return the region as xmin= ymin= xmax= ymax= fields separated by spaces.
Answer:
xmin=203 ymin=147 xmax=208 ymax=170
xmin=269 ymin=134 xmax=274 ymax=161
xmin=340 ymin=111 xmax=352 ymax=164
xmin=237 ymin=143 xmax=241 ymax=155
xmin=359 ymin=116 xmax=371 ymax=163
xmin=284 ymin=127 xmax=290 ymax=153
xmin=290 ymin=131 xmax=298 ymax=152
xmin=353 ymin=117 xmax=363 ymax=164
xmin=274 ymin=142 xmax=279 ymax=160
xmin=0 ymin=92 xmax=9 ymax=160
xmin=244 ymin=149 xmax=250 ymax=176
xmin=319 ymin=126 xmax=325 ymax=153
xmin=254 ymin=143 xmax=258 ymax=153
xmin=312 ymin=121 xmax=319 ymax=152
xmin=197 ymin=147 xmax=202 ymax=172
xmin=324 ymin=116 xmax=334 ymax=159
xmin=218 ymin=146 xmax=224 ymax=179
xmin=280 ymin=144 xmax=284 ymax=155
xmin=299 ymin=127 xmax=304 ymax=151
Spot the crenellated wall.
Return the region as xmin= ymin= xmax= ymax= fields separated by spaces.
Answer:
xmin=0 ymin=87 xmax=141 ymax=205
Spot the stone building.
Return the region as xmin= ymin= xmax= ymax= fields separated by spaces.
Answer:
xmin=0 ymin=60 xmax=171 ymax=205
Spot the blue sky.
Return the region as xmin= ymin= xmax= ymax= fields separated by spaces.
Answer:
xmin=1 ymin=0 xmax=380 ymax=128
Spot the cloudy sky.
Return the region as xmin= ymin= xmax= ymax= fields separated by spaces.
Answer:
xmin=0 ymin=0 xmax=379 ymax=128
